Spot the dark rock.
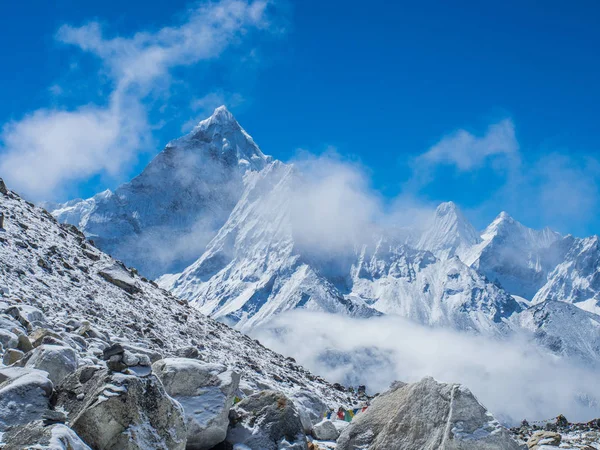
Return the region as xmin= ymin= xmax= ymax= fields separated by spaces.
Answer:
xmin=0 ymin=178 xmax=7 ymax=195
xmin=41 ymin=409 xmax=67 ymax=425
xmin=102 ymin=343 xmax=124 ymax=360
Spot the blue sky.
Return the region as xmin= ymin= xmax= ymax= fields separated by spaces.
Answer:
xmin=1 ymin=0 xmax=599 ymax=236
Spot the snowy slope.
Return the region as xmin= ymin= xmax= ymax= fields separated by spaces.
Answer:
xmin=351 ymin=237 xmax=522 ymax=334
xmin=161 ymin=161 xmax=380 ymax=331
xmin=0 ymin=184 xmax=355 ymax=409
xmin=162 ymin=171 xmax=521 ymax=334
xmin=462 ymin=212 xmax=561 ymax=299
xmin=47 ymin=106 xmax=271 ymax=279
xmin=533 ymin=235 xmax=600 ymax=316
xmin=512 ymin=300 xmax=600 ymax=367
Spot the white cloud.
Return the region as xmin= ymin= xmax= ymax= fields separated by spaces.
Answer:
xmin=0 ymin=0 xmax=274 ymax=200
xmin=418 ymin=118 xmax=519 ymax=171
xmin=255 ymin=311 xmax=600 ymax=424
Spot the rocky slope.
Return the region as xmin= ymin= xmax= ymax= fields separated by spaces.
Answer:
xmin=533 ymin=235 xmax=600 ymax=316
xmin=0 ymin=180 xmax=357 ymax=417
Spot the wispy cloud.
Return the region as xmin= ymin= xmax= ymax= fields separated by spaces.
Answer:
xmin=0 ymin=0 xmax=276 ymax=200
xmin=418 ymin=118 xmax=519 ymax=171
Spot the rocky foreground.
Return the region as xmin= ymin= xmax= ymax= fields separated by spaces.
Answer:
xmin=0 ymin=178 xmax=596 ymax=448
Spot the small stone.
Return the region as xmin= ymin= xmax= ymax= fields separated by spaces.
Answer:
xmin=102 ymin=343 xmax=124 ymax=360
xmin=174 ymin=346 xmax=199 ymax=359
xmin=42 ymin=410 xmax=67 ymax=425
xmin=17 ymin=334 xmax=33 ymax=353
xmin=3 ymin=348 xmax=24 ymax=365
xmin=107 ymin=354 xmax=127 ymax=372
xmin=122 ymin=351 xmax=140 ymax=367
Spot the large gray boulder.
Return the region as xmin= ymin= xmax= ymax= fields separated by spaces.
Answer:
xmin=336 ymin=377 xmax=522 ymax=450
xmin=226 ymin=390 xmax=308 ymax=450
xmin=290 ymin=390 xmax=330 ymax=433
xmin=152 ymin=358 xmax=240 ymax=450
xmin=25 ymin=344 xmax=78 ymax=384
xmin=56 ymin=366 xmax=186 ymax=450
xmin=1 ymin=421 xmax=91 ymax=450
xmin=0 ymin=367 xmax=54 ymax=431
xmin=312 ymin=419 xmax=339 ymax=441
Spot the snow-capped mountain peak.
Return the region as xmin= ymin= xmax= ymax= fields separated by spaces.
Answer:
xmin=47 ymin=107 xmax=272 ymax=278
xmin=417 ymin=201 xmax=481 ymax=259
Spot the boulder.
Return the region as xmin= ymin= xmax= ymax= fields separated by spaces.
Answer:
xmin=3 ymin=348 xmax=24 ymax=365
xmin=30 ymin=328 xmax=65 ymax=348
xmin=527 ymin=430 xmax=561 ymax=449
xmin=56 ymin=367 xmax=186 ymax=450
xmin=312 ymin=419 xmax=339 ymax=441
xmin=336 ymin=377 xmax=521 ymax=450
xmin=1 ymin=421 xmax=90 ymax=450
xmin=17 ymin=333 xmax=33 ymax=352
xmin=5 ymin=304 xmax=45 ymax=330
xmin=0 ymin=178 xmax=6 ymax=195
xmin=0 ymin=367 xmax=53 ymax=430
xmin=226 ymin=390 xmax=308 ymax=450
xmin=25 ymin=344 xmax=78 ymax=384
xmin=152 ymin=358 xmax=240 ymax=450
xmin=291 ymin=390 xmax=330 ymax=433
xmin=0 ymin=328 xmax=18 ymax=351
xmin=98 ymin=264 xmax=141 ymax=294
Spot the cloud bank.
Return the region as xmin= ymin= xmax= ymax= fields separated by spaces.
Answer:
xmin=254 ymin=310 xmax=600 ymax=424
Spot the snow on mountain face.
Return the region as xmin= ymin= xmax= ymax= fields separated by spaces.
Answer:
xmin=162 ymin=170 xmax=520 ymax=334
xmin=512 ymin=300 xmax=600 ymax=367
xmin=417 ymin=201 xmax=481 ymax=260
xmin=463 ymin=211 xmax=562 ymax=300
xmin=351 ymin=238 xmax=522 ymax=334
xmin=48 ymin=106 xmax=271 ymax=279
xmin=533 ymin=236 xmax=600 ymax=316
xmin=0 ymin=184 xmax=354 ymax=409
xmin=161 ymin=161 xmax=381 ymax=332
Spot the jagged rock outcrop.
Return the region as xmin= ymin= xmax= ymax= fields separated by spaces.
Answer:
xmin=152 ymin=358 xmax=241 ymax=450
xmin=226 ymin=390 xmax=308 ymax=450
xmin=336 ymin=377 xmax=521 ymax=450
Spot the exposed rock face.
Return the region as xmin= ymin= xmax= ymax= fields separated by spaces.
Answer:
xmin=336 ymin=377 xmax=521 ymax=450
xmin=25 ymin=344 xmax=78 ymax=384
xmin=56 ymin=367 xmax=186 ymax=450
xmin=152 ymin=358 xmax=240 ymax=450
xmin=1 ymin=421 xmax=91 ymax=450
xmin=227 ymin=390 xmax=308 ymax=450
xmin=0 ymin=367 xmax=54 ymax=431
